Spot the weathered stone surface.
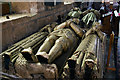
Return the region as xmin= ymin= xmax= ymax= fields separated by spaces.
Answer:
xmin=1 ymin=3 xmax=73 ymax=52
xmin=15 ymin=54 xmax=58 ymax=79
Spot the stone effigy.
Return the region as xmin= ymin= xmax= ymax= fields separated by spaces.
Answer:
xmin=62 ymin=22 xmax=106 ymax=79
xmin=2 ymin=22 xmax=58 ymax=64
xmin=36 ymin=28 xmax=78 ymax=63
xmin=1 ymin=22 xmax=58 ymax=79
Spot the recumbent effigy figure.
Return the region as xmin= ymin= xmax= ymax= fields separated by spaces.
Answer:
xmin=61 ymin=22 xmax=106 ymax=79
xmin=36 ymin=28 xmax=78 ymax=63
xmin=22 ymin=18 xmax=84 ymax=64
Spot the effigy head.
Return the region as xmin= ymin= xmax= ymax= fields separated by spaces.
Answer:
xmin=92 ymin=22 xmax=102 ymax=31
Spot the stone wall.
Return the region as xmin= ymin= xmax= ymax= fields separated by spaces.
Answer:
xmin=11 ymin=2 xmax=39 ymax=14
